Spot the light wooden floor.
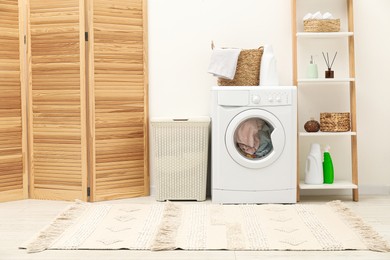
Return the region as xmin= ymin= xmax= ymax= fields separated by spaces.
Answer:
xmin=1 ymin=195 xmax=390 ymax=260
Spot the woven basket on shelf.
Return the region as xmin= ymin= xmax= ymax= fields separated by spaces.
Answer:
xmin=218 ymin=47 xmax=264 ymax=86
xmin=304 ymin=19 xmax=340 ymax=32
xmin=320 ymin=112 xmax=350 ymax=132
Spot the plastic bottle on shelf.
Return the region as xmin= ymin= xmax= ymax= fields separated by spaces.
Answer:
xmin=323 ymin=145 xmax=334 ymax=184
xmin=304 ymin=143 xmax=323 ymax=184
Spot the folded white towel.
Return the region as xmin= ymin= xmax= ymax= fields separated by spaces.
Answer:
xmin=303 ymin=13 xmax=312 ymax=21
xmin=208 ymin=48 xmax=241 ymax=80
xmin=312 ymin=11 xmax=323 ymax=19
xmin=322 ymin=12 xmax=334 ymax=19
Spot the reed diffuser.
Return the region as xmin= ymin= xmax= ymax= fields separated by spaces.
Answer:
xmin=322 ymin=51 xmax=337 ymax=78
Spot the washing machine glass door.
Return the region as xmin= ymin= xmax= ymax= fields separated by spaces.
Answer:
xmin=225 ymin=109 xmax=285 ymax=169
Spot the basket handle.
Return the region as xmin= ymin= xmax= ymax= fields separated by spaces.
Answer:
xmin=211 ymin=41 xmax=263 ymax=50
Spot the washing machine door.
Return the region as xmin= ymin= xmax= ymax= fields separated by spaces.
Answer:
xmin=225 ymin=109 xmax=285 ymax=169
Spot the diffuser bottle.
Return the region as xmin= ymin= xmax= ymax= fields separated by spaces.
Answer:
xmin=323 ymin=145 xmax=334 ymax=184
xmin=307 ymin=55 xmax=318 ymax=78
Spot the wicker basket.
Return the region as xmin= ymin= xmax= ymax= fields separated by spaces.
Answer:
xmin=304 ymin=19 xmax=340 ymax=32
xmin=151 ymin=117 xmax=210 ymax=201
xmin=320 ymin=112 xmax=350 ymax=132
xmin=218 ymin=47 xmax=263 ymax=86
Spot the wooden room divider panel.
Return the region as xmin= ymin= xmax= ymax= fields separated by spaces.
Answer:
xmin=27 ymin=0 xmax=88 ymax=200
xmin=88 ymin=0 xmax=149 ymax=201
xmin=0 ymin=0 xmax=28 ymax=202
xmin=0 ymin=0 xmax=148 ymax=202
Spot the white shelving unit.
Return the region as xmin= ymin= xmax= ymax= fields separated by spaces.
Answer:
xmin=299 ymin=180 xmax=358 ymax=190
xmin=296 ymin=32 xmax=353 ymax=38
xmin=292 ymin=0 xmax=359 ymax=201
xmin=299 ymin=131 xmax=356 ymax=137
xmin=298 ymin=78 xmax=355 ymax=83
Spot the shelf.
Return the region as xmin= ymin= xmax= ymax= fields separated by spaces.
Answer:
xmin=299 ymin=131 xmax=357 ymax=137
xmin=299 ymin=180 xmax=358 ymax=190
xmin=298 ymin=78 xmax=355 ymax=83
xmin=293 ymin=0 xmax=359 ymax=202
xmin=296 ymin=32 xmax=354 ymax=38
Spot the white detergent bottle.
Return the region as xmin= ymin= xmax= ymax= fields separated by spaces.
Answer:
xmin=304 ymin=143 xmax=323 ymax=184
xmin=259 ymin=45 xmax=279 ymax=86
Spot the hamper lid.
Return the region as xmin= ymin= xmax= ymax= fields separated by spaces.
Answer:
xmin=150 ymin=116 xmax=210 ymax=123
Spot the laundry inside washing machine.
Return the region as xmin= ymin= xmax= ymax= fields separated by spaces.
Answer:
xmin=234 ymin=118 xmax=274 ymax=159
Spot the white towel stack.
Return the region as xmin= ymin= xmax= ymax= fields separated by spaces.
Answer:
xmin=303 ymin=11 xmax=334 ymax=21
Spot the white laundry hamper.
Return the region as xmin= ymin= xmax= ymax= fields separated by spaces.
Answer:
xmin=151 ymin=117 xmax=210 ymax=201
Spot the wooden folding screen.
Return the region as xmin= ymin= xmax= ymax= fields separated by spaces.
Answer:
xmin=88 ymin=0 xmax=149 ymax=201
xmin=27 ymin=0 xmax=88 ymax=200
xmin=0 ymin=0 xmax=28 ymax=202
xmin=0 ymin=0 xmax=148 ymax=202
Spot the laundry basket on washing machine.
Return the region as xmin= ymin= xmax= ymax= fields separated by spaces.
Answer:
xmin=150 ymin=117 xmax=210 ymax=201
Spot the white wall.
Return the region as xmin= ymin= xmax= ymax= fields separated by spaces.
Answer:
xmin=148 ymin=0 xmax=390 ymax=195
xmin=354 ymin=0 xmax=390 ymax=192
xmin=148 ymin=0 xmax=292 ymax=118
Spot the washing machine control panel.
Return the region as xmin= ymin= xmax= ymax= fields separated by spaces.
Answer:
xmin=250 ymin=90 xmax=291 ymax=106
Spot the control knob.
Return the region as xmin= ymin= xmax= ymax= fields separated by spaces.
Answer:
xmin=252 ymin=95 xmax=261 ymax=104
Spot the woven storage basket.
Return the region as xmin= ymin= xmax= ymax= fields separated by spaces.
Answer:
xmin=320 ymin=112 xmax=350 ymax=132
xmin=304 ymin=19 xmax=340 ymax=32
xmin=151 ymin=117 xmax=210 ymax=201
xmin=218 ymin=47 xmax=264 ymax=86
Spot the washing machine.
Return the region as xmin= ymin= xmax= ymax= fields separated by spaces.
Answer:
xmin=211 ymin=86 xmax=297 ymax=204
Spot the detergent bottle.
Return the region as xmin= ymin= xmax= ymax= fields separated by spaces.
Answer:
xmin=323 ymin=145 xmax=334 ymax=184
xmin=259 ymin=45 xmax=279 ymax=86
xmin=304 ymin=143 xmax=323 ymax=184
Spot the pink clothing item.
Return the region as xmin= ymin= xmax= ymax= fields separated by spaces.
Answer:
xmin=235 ymin=118 xmax=264 ymax=154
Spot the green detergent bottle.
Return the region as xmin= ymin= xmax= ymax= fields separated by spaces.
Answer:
xmin=323 ymin=145 xmax=334 ymax=184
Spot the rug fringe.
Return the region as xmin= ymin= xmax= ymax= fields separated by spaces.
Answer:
xmin=151 ymin=202 xmax=181 ymax=251
xmin=25 ymin=200 xmax=88 ymax=253
xmin=328 ymin=200 xmax=390 ymax=252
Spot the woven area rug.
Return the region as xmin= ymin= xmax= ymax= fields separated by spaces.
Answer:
xmin=21 ymin=201 xmax=390 ymax=253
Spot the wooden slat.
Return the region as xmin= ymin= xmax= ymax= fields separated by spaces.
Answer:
xmin=88 ymin=0 xmax=149 ymax=201
xmin=0 ymin=0 xmax=28 ymax=202
xmin=27 ymin=0 xmax=87 ymax=201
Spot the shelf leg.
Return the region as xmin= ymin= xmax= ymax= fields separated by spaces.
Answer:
xmin=353 ymin=188 xmax=359 ymax=202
